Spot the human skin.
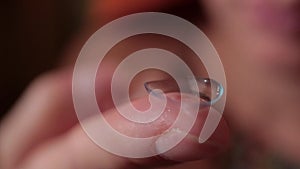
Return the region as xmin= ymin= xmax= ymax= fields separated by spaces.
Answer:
xmin=1 ymin=0 xmax=300 ymax=168
xmin=88 ymin=0 xmax=300 ymax=165
xmin=0 ymin=65 xmax=229 ymax=169
xmin=201 ymin=0 xmax=300 ymax=164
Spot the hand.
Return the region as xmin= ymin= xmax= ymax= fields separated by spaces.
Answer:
xmin=0 ymin=67 xmax=229 ymax=169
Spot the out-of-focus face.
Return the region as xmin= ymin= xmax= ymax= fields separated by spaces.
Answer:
xmin=200 ymin=0 xmax=300 ymax=163
xmin=202 ymin=0 xmax=300 ymax=71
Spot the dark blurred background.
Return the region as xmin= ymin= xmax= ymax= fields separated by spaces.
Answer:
xmin=0 ymin=0 xmax=202 ymax=120
xmin=0 ymin=0 xmax=84 ymax=119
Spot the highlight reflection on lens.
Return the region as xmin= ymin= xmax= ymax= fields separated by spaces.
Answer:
xmin=144 ymin=77 xmax=224 ymax=106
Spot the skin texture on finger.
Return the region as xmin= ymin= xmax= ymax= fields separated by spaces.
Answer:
xmin=156 ymin=117 xmax=229 ymax=162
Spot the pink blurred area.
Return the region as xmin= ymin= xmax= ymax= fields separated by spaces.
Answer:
xmin=0 ymin=0 xmax=199 ymax=119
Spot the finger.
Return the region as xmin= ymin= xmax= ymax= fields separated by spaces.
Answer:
xmin=17 ymin=95 xmax=230 ymax=169
xmin=156 ymin=113 xmax=229 ymax=162
xmin=0 ymin=69 xmax=77 ymax=169
xmin=0 ymin=62 xmax=117 ymax=169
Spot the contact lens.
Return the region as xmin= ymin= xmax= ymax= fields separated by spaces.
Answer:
xmin=144 ymin=77 xmax=223 ymax=106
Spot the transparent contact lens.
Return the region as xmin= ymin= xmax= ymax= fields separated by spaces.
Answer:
xmin=144 ymin=77 xmax=224 ymax=106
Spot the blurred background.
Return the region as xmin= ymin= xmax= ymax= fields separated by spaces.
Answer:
xmin=0 ymin=0 xmax=201 ymax=120
xmin=0 ymin=0 xmax=84 ymax=118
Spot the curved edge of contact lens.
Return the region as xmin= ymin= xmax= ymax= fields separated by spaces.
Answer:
xmin=144 ymin=77 xmax=224 ymax=106
xmin=197 ymin=77 xmax=224 ymax=106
